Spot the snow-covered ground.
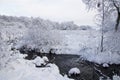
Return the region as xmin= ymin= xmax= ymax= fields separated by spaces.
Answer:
xmin=0 ymin=51 xmax=73 ymax=80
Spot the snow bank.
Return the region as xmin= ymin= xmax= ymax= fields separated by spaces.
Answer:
xmin=80 ymin=50 xmax=120 ymax=64
xmin=0 ymin=55 xmax=73 ymax=80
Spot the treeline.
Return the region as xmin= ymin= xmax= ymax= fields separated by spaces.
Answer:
xmin=0 ymin=15 xmax=93 ymax=30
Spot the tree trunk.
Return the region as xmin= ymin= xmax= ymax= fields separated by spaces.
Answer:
xmin=115 ymin=12 xmax=120 ymax=31
xmin=100 ymin=0 xmax=104 ymax=52
xmin=112 ymin=0 xmax=120 ymax=31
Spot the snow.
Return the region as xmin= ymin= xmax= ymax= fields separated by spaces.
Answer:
xmin=22 ymin=30 xmax=100 ymax=55
xmin=32 ymin=56 xmax=46 ymax=66
xmin=1 ymin=15 xmax=117 ymax=65
xmin=100 ymin=75 xmax=120 ymax=80
xmin=113 ymin=75 xmax=120 ymax=80
xmin=102 ymin=63 xmax=109 ymax=67
xmin=42 ymin=56 xmax=49 ymax=62
xmin=68 ymin=67 xmax=80 ymax=76
xmin=80 ymin=50 xmax=120 ymax=64
xmin=0 ymin=54 xmax=73 ymax=80
xmin=32 ymin=56 xmax=49 ymax=66
xmin=23 ymin=30 xmax=120 ymax=65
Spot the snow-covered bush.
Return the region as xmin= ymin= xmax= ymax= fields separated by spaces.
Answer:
xmin=32 ymin=56 xmax=49 ymax=67
xmin=21 ymin=27 xmax=65 ymax=53
xmin=60 ymin=21 xmax=80 ymax=30
xmin=0 ymin=19 xmax=27 ymax=69
xmin=68 ymin=67 xmax=80 ymax=76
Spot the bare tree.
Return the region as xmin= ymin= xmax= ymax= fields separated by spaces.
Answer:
xmin=82 ymin=0 xmax=120 ymax=52
xmin=82 ymin=0 xmax=120 ymax=31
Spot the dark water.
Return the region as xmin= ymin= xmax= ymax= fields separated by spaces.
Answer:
xmin=47 ymin=54 xmax=97 ymax=80
xmin=19 ymin=49 xmax=120 ymax=80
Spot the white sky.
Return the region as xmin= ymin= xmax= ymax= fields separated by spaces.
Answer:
xmin=0 ymin=0 xmax=96 ymax=26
